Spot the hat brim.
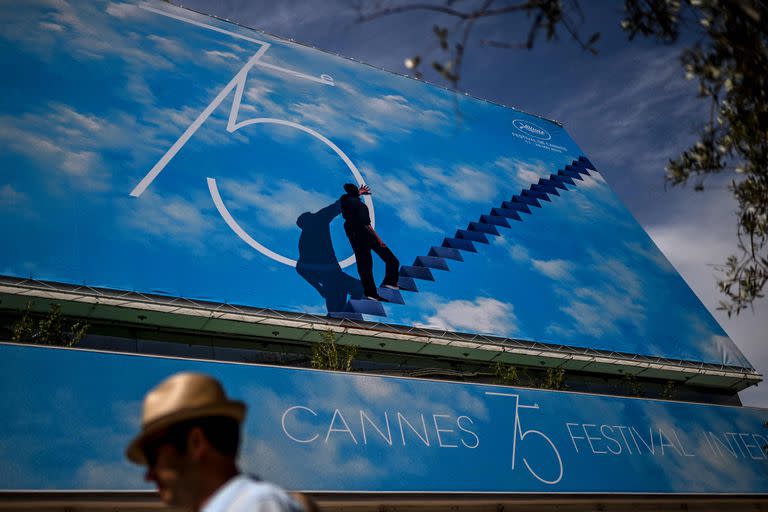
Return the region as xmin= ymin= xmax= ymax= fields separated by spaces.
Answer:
xmin=125 ymin=401 xmax=246 ymax=465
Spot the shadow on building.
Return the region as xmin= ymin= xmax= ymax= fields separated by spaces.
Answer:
xmin=295 ymin=201 xmax=362 ymax=314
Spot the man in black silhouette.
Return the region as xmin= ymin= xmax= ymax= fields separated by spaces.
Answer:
xmin=295 ymin=202 xmax=364 ymax=314
xmin=340 ymin=183 xmax=400 ymax=301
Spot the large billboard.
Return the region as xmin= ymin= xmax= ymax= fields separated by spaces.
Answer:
xmin=1 ymin=344 xmax=767 ymax=493
xmin=0 ymin=1 xmax=751 ymax=367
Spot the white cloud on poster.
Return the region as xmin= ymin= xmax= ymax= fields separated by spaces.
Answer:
xmin=492 ymin=238 xmax=531 ymax=263
xmin=679 ymin=309 xmax=749 ymax=367
xmin=595 ymin=255 xmax=644 ymax=298
xmin=359 ymin=163 xmax=442 ymax=232
xmin=351 ymin=375 xmax=398 ymax=401
xmin=105 ymin=2 xmax=145 ymax=20
xmin=235 ymin=374 xmax=492 ymax=488
xmin=205 ymin=49 xmax=240 ymax=62
xmin=284 ymin=80 xmax=451 ymax=150
xmin=291 ymin=101 xmax=380 ymax=147
xmin=76 ymin=459 xmax=147 ymax=489
xmin=52 ymin=2 xmax=172 ymax=68
xmin=0 ymin=0 xmax=261 ymax=132
xmin=415 ymin=164 xmax=497 ymax=202
xmin=240 ymin=81 xmax=289 ymax=118
xmin=61 ymin=151 xmax=100 ymax=177
xmin=0 ymin=113 xmax=111 ymax=192
xmin=508 ymin=244 xmax=530 ymax=262
xmin=50 ymin=103 xmax=103 ymax=133
xmin=237 ymin=383 xmax=406 ymax=486
xmin=416 ymin=294 xmax=518 ymax=336
xmin=576 ymin=172 xmax=607 ymax=189
xmin=38 ymin=21 xmax=64 ymax=32
xmin=0 ymin=185 xmax=28 ymax=209
xmin=0 ymin=100 xmax=235 ymax=194
xmin=531 ymin=258 xmax=574 ymax=280
xmin=242 ymin=436 xmax=384 ymax=489
xmin=220 ymin=178 xmax=336 ymax=230
xmin=623 ymin=240 xmax=676 ymax=274
xmin=494 ymin=237 xmax=574 ymax=281
xmin=121 ymin=190 xmax=215 ymax=249
xmin=359 ymin=153 xmax=551 ymax=234
xmin=60 ymin=102 xmax=207 ymax=173
xmin=358 ymin=91 xmax=449 ymax=133
xmin=147 ymin=34 xmax=191 ymax=60
xmin=494 ymin=157 xmax=550 ymax=188
xmin=558 ymin=282 xmax=646 ymax=340
xmin=143 ymin=103 xmax=232 ymax=148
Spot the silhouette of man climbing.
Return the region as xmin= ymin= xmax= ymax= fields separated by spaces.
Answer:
xmin=295 ymin=201 xmax=363 ymax=314
xmin=340 ymin=183 xmax=400 ymax=301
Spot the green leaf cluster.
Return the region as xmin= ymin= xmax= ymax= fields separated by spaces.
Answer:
xmin=311 ymin=330 xmax=359 ymax=371
xmin=622 ymin=0 xmax=768 ymax=316
xmin=493 ymin=361 xmax=521 ymax=386
xmin=12 ymin=303 xmax=88 ymax=347
xmin=493 ymin=362 xmax=567 ymax=390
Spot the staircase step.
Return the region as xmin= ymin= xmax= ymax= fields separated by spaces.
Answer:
xmin=523 ymin=188 xmax=551 ymax=202
xmin=500 ymin=201 xmax=531 ymax=214
xmin=377 ymin=287 xmax=405 ymax=304
xmin=328 ymin=311 xmax=365 ymax=321
xmin=415 ymin=255 xmax=450 ymax=271
xmin=491 ymin=207 xmax=522 ymax=222
xmin=541 ymin=177 xmax=568 ymax=190
xmin=443 ymin=237 xmax=477 ymax=253
xmin=346 ymin=299 xmax=387 ymax=317
xmin=532 ymin=182 xmax=560 ymax=196
xmin=551 ymin=173 xmax=575 ymax=186
xmin=468 ymin=221 xmax=500 ymax=236
xmin=400 ymin=265 xmax=435 ymax=281
xmin=575 ymin=163 xmax=593 ymax=176
xmin=566 ymin=163 xmax=590 ymax=176
xmin=456 ymin=229 xmax=489 ymax=244
xmin=559 ymin=168 xmax=584 ymax=181
xmin=512 ymin=194 xmax=541 ymax=208
xmin=429 ymin=245 xmax=464 ymax=261
xmin=578 ymin=156 xmax=596 ymax=170
xmin=398 ymin=276 xmax=419 ymax=292
xmin=480 ymin=214 xmax=510 ymax=228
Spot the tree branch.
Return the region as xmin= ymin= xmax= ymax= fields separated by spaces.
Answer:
xmin=356 ymin=1 xmax=544 ymax=23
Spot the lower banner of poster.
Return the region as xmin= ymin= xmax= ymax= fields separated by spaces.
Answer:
xmin=1 ymin=343 xmax=766 ymax=493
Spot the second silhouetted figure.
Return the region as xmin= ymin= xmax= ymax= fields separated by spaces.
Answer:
xmin=340 ymin=183 xmax=400 ymax=301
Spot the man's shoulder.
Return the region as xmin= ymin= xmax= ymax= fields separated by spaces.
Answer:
xmin=241 ymin=478 xmax=289 ymax=495
xmin=235 ymin=478 xmax=302 ymax=512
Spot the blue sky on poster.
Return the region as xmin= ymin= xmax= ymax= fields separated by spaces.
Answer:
xmin=146 ymin=0 xmax=768 ymax=406
xmin=2 ymin=345 xmax=767 ymax=492
xmin=0 ymin=1 xmax=762 ymax=395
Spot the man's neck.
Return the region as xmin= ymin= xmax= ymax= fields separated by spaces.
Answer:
xmin=193 ymin=466 xmax=240 ymax=512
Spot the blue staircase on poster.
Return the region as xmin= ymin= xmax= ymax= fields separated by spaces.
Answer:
xmin=0 ymin=0 xmax=752 ymax=368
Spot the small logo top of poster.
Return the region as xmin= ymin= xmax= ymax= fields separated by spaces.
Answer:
xmin=513 ymin=119 xmax=552 ymax=140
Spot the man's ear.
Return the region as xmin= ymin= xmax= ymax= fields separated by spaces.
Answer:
xmin=187 ymin=427 xmax=207 ymax=460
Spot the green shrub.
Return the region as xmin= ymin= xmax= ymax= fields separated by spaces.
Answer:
xmin=311 ymin=330 xmax=358 ymax=371
xmin=12 ymin=303 xmax=87 ymax=347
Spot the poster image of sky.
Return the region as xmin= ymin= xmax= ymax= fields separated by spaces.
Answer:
xmin=0 ymin=1 xmax=751 ymax=368
xmin=1 ymin=345 xmax=767 ymax=492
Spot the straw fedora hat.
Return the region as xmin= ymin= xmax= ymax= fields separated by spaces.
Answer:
xmin=126 ymin=372 xmax=246 ymax=464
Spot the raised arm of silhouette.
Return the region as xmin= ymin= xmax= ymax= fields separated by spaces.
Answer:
xmin=296 ymin=200 xmax=363 ymax=314
xmin=339 ymin=183 xmax=400 ymax=301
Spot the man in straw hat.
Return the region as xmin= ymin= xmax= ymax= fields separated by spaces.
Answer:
xmin=126 ymin=372 xmax=303 ymax=512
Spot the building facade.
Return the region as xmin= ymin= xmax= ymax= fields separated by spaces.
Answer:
xmin=0 ymin=1 xmax=766 ymax=510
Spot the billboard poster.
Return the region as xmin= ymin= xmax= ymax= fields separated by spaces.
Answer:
xmin=1 ymin=344 xmax=767 ymax=493
xmin=0 ymin=1 xmax=751 ymax=367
